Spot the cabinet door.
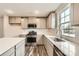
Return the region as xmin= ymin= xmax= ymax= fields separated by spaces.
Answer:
xmin=16 ymin=40 xmax=25 ymax=56
xmin=51 ymin=14 xmax=55 ymax=28
xmin=71 ymin=3 xmax=79 ymax=26
xmin=1 ymin=47 xmax=15 ymax=56
xmin=36 ymin=18 xmax=46 ymax=28
xmin=43 ymin=36 xmax=53 ymax=56
xmin=43 ymin=36 xmax=47 ymax=47
xmin=16 ymin=17 xmax=21 ymax=23
xmin=21 ymin=18 xmax=28 ymax=29
xmin=46 ymin=39 xmax=53 ymax=56
xmin=28 ymin=17 xmax=36 ymax=24
xmin=42 ymin=36 xmax=45 ymax=45
xmin=40 ymin=19 xmax=46 ymax=28
xmin=37 ymin=35 xmax=43 ymax=44
xmin=9 ymin=17 xmax=16 ymax=23
xmin=9 ymin=17 xmax=21 ymax=24
xmin=47 ymin=13 xmax=55 ymax=28
xmin=47 ymin=14 xmax=51 ymax=28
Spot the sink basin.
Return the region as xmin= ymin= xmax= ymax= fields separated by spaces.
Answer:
xmin=54 ymin=38 xmax=65 ymax=42
xmin=48 ymin=37 xmax=65 ymax=42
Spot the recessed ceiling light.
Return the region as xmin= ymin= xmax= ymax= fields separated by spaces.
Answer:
xmin=34 ymin=10 xmax=39 ymax=14
xmin=36 ymin=18 xmax=40 ymax=22
xmin=21 ymin=19 xmax=24 ymax=22
xmin=4 ymin=9 xmax=14 ymax=14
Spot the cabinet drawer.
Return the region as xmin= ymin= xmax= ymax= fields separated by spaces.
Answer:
xmin=1 ymin=47 xmax=15 ymax=56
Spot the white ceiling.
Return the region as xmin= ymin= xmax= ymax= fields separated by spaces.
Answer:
xmin=0 ymin=3 xmax=61 ymax=17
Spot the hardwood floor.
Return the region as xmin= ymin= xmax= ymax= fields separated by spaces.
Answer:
xmin=25 ymin=45 xmax=48 ymax=56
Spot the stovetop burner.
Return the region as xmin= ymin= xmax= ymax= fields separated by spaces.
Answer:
xmin=27 ymin=31 xmax=37 ymax=35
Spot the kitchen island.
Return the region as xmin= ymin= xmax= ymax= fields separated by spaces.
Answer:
xmin=0 ymin=38 xmax=25 ymax=56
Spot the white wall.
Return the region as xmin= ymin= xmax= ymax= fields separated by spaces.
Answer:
xmin=3 ymin=15 xmax=23 ymax=37
xmin=3 ymin=15 xmax=56 ymax=37
xmin=0 ymin=16 xmax=4 ymax=37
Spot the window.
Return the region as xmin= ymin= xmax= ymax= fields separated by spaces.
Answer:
xmin=60 ymin=8 xmax=75 ymax=37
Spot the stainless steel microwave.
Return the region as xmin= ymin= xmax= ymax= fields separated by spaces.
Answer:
xmin=28 ymin=24 xmax=37 ymax=28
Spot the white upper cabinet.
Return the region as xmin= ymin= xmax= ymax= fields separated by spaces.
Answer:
xmin=36 ymin=18 xmax=46 ymax=28
xmin=21 ymin=18 xmax=28 ymax=29
xmin=21 ymin=17 xmax=46 ymax=29
xmin=28 ymin=17 xmax=46 ymax=28
xmin=51 ymin=14 xmax=55 ymax=28
xmin=47 ymin=13 xmax=56 ymax=28
xmin=28 ymin=17 xmax=36 ymax=24
xmin=71 ymin=3 xmax=79 ymax=26
xmin=9 ymin=16 xmax=47 ymax=28
xmin=9 ymin=17 xmax=21 ymax=24
xmin=40 ymin=18 xmax=46 ymax=28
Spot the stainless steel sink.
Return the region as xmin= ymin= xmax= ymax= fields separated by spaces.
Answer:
xmin=54 ymin=38 xmax=65 ymax=42
xmin=49 ymin=37 xmax=65 ymax=42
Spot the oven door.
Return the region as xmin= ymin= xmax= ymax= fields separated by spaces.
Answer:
xmin=27 ymin=37 xmax=36 ymax=43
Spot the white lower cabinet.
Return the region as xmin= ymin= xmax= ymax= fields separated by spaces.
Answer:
xmin=37 ymin=35 xmax=43 ymax=44
xmin=1 ymin=47 xmax=15 ymax=56
xmin=16 ymin=40 xmax=25 ymax=56
xmin=47 ymin=40 xmax=53 ymax=56
xmin=43 ymin=36 xmax=53 ymax=56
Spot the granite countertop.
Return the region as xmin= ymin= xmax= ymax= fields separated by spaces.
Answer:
xmin=44 ymin=35 xmax=79 ymax=56
xmin=0 ymin=37 xmax=25 ymax=55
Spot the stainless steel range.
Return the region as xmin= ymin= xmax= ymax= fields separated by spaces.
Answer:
xmin=25 ymin=31 xmax=37 ymax=45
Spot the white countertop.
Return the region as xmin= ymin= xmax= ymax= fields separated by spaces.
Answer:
xmin=44 ymin=35 xmax=79 ymax=56
xmin=1 ymin=34 xmax=79 ymax=56
xmin=0 ymin=37 xmax=25 ymax=55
